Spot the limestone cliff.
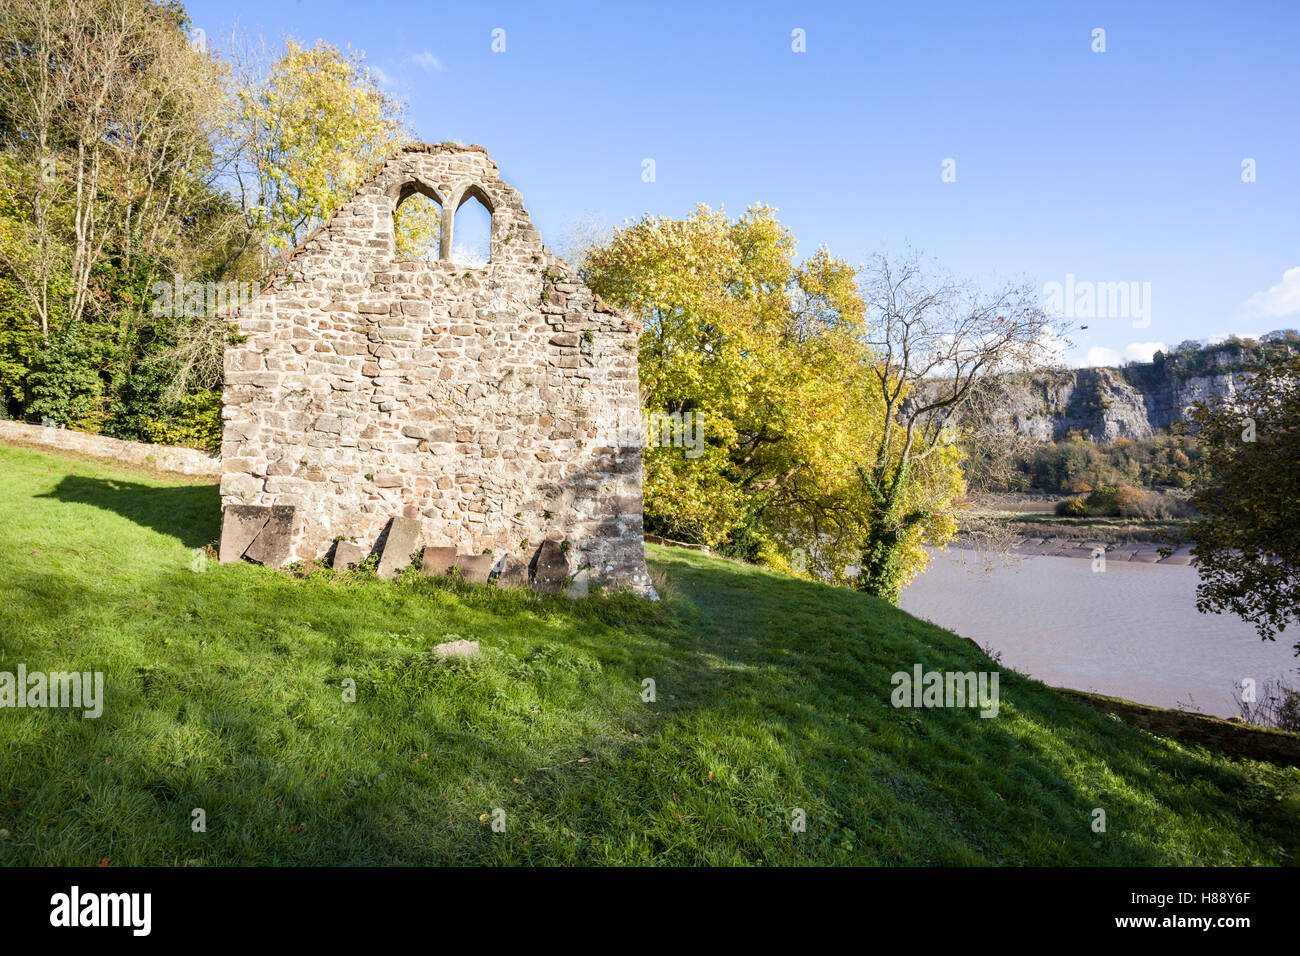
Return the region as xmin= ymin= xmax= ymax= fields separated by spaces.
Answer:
xmin=974 ymin=334 xmax=1296 ymax=442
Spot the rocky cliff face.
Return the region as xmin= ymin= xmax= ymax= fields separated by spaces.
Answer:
xmin=972 ymin=335 xmax=1297 ymax=442
xmin=993 ymin=363 xmax=1248 ymax=442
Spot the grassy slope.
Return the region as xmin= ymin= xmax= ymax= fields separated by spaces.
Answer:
xmin=0 ymin=442 xmax=1296 ymax=866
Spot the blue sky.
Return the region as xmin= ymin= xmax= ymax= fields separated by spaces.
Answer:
xmin=187 ymin=0 xmax=1300 ymax=366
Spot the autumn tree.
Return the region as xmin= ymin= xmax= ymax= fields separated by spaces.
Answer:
xmin=220 ymin=36 xmax=427 ymax=268
xmin=581 ymin=206 xmax=969 ymax=588
xmin=583 ymin=206 xmax=860 ymax=555
xmin=1182 ymin=353 xmax=1300 ymax=648
xmin=850 ymin=253 xmax=1059 ymax=601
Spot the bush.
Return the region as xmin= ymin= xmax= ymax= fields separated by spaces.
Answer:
xmin=26 ymin=334 xmax=107 ymax=433
xmin=138 ymin=389 xmax=223 ymax=453
xmin=1055 ymin=496 xmax=1088 ymax=517
xmin=1115 ymin=486 xmax=1153 ymax=518
xmin=1083 ymin=486 xmax=1121 ymax=516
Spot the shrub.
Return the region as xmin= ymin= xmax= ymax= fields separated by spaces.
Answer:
xmin=26 ymin=334 xmax=107 ymax=433
xmin=1055 ymin=496 xmax=1088 ymax=517
xmin=1115 ymin=485 xmax=1153 ymax=518
xmin=138 ymin=389 xmax=223 ymax=453
xmin=1083 ymin=485 xmax=1121 ymax=516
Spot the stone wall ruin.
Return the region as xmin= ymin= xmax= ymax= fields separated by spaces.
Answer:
xmin=218 ymin=143 xmax=653 ymax=596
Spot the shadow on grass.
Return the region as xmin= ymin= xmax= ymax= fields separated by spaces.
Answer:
xmin=39 ymin=475 xmax=220 ymax=549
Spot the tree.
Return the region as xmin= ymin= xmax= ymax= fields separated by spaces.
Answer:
xmin=1182 ymin=353 xmax=1300 ymax=648
xmin=850 ymin=253 xmax=1060 ymax=601
xmin=0 ymin=0 xmax=218 ymax=343
xmin=0 ymin=8 xmax=428 ymax=442
xmin=583 ymin=206 xmax=876 ymax=556
xmin=581 ymin=207 xmax=970 ymax=591
xmin=0 ymin=0 xmax=231 ymax=430
xmin=221 ymin=36 xmax=422 ymax=268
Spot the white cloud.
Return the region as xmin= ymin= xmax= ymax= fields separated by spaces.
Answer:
xmin=409 ymin=50 xmax=443 ymax=72
xmin=1121 ymin=340 xmax=1166 ymax=362
xmin=1082 ymin=346 xmax=1122 ymax=367
xmin=1079 ymin=341 xmax=1167 ymax=368
xmin=1238 ymin=266 xmax=1300 ymax=320
xmin=371 ymin=65 xmax=395 ymax=87
xmin=1034 ymin=327 xmax=1071 ymax=366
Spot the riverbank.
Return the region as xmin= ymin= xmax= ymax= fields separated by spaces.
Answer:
xmin=961 ymin=492 xmax=1192 ymax=548
xmin=951 ymin=536 xmax=1194 ymax=565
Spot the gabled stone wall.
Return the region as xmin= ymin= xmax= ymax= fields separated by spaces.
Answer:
xmin=219 ymin=144 xmax=652 ymax=595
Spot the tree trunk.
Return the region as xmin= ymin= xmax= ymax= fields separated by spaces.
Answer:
xmin=854 ymin=519 xmax=908 ymax=604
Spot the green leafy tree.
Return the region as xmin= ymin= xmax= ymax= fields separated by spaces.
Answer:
xmin=850 ymin=253 xmax=1059 ymax=601
xmin=1183 ymin=354 xmax=1300 ymax=647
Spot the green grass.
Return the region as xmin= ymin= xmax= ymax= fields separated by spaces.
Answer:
xmin=0 ymin=442 xmax=1296 ymax=865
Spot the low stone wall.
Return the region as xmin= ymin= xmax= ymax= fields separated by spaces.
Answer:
xmin=1059 ymin=688 xmax=1300 ymax=768
xmin=643 ymin=533 xmax=710 ymax=553
xmin=0 ymin=420 xmax=220 ymax=476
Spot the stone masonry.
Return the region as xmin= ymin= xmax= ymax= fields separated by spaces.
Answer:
xmin=219 ymin=143 xmax=653 ymax=595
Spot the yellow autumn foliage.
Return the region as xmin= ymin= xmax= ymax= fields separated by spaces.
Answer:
xmin=582 ymin=205 xmax=964 ymax=592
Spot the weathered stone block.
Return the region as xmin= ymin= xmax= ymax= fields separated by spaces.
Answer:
xmin=376 ymin=516 xmax=422 ymax=579
xmin=431 ymin=639 xmax=479 ymax=659
xmin=421 ymin=546 xmax=459 ymax=576
xmin=530 ymin=540 xmax=569 ymax=594
xmin=219 ymin=505 xmax=269 ymax=563
xmin=496 ymin=554 xmax=529 ymax=589
xmin=565 ymin=567 xmax=590 ymax=599
xmin=456 ymin=554 xmax=493 ymax=584
xmin=243 ymin=505 xmax=296 ymax=568
xmin=333 ymin=540 xmax=367 ymax=570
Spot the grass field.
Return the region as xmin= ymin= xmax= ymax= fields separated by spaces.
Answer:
xmin=0 ymin=441 xmax=1296 ymax=865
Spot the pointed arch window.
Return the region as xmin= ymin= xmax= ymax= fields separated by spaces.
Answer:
xmin=450 ymin=185 xmax=494 ymax=266
xmin=392 ymin=181 xmax=443 ymax=263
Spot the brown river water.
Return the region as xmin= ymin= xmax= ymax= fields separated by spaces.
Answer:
xmin=899 ymin=549 xmax=1298 ymax=718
